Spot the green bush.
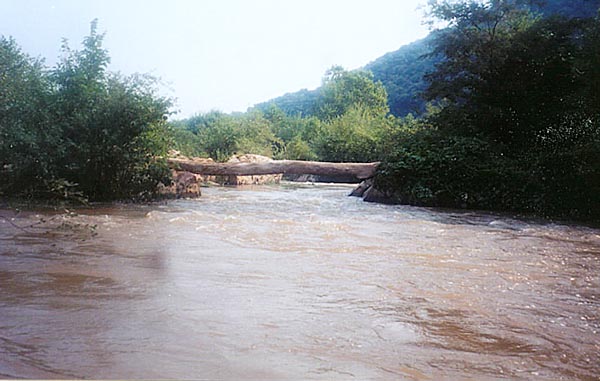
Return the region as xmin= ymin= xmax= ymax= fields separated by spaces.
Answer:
xmin=312 ymin=105 xmax=391 ymax=162
xmin=373 ymin=1 xmax=600 ymax=221
xmin=377 ymin=114 xmax=600 ymax=221
xmin=0 ymin=21 xmax=172 ymax=202
xmin=0 ymin=37 xmax=57 ymax=198
xmin=177 ymin=110 xmax=283 ymax=161
xmin=280 ymin=135 xmax=318 ymax=161
xmin=377 ymin=127 xmax=505 ymax=207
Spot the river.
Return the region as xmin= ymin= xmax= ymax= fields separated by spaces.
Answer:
xmin=0 ymin=183 xmax=599 ymax=380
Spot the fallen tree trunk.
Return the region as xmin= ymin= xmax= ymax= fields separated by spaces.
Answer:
xmin=168 ymin=158 xmax=380 ymax=180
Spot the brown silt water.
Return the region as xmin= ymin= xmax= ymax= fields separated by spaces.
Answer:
xmin=0 ymin=184 xmax=599 ymax=379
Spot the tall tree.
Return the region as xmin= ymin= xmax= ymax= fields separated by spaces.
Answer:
xmin=424 ymin=0 xmax=596 ymax=144
xmin=316 ymin=66 xmax=389 ymax=120
xmin=424 ymin=0 xmax=536 ymax=106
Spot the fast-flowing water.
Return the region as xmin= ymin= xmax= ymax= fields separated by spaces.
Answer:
xmin=0 ymin=184 xmax=599 ymax=380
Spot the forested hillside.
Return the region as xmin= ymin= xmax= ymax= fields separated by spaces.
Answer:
xmin=533 ymin=0 xmax=599 ymax=17
xmin=254 ymin=0 xmax=599 ymax=118
xmin=252 ymin=37 xmax=435 ymax=118
xmin=253 ymin=88 xmax=319 ymax=117
xmin=173 ymin=66 xmax=393 ymax=164
xmin=363 ymin=35 xmax=437 ymax=116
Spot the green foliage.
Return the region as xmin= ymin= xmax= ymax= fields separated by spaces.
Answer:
xmin=365 ymin=36 xmax=440 ymax=117
xmin=235 ymin=111 xmax=283 ymax=158
xmin=253 ymin=88 xmax=319 ymax=117
xmin=377 ymin=127 xmax=506 ymax=207
xmin=190 ymin=112 xmax=242 ymax=161
xmin=251 ymin=0 xmax=597 ymax=121
xmin=254 ymin=65 xmax=395 ymax=118
xmin=173 ymin=68 xmax=391 ymax=164
xmin=253 ymin=41 xmax=439 ymax=118
xmin=378 ymin=121 xmax=600 ymax=220
xmin=174 ymin=110 xmax=283 ymax=162
xmin=173 ymin=102 xmax=391 ymax=164
xmin=313 ymin=105 xmax=392 ymax=162
xmin=423 ymin=0 xmax=598 ymax=145
xmin=0 ymin=36 xmax=57 ymax=198
xmin=281 ymin=135 xmax=318 ymax=161
xmin=169 ymin=122 xmax=205 ymax=158
xmin=376 ymin=0 xmax=600 ymax=221
xmin=0 ymin=20 xmax=172 ymax=202
xmin=262 ymin=104 xmax=318 ymax=143
xmin=533 ymin=0 xmax=600 ymax=18
xmin=424 ymin=0 xmax=537 ymax=107
xmin=316 ymin=66 xmax=389 ymax=121
xmin=261 ymin=105 xmax=320 ymax=160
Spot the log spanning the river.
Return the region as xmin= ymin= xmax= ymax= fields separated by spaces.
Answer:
xmin=168 ymin=158 xmax=380 ymax=180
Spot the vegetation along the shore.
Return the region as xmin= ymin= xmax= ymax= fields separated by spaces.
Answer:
xmin=1 ymin=20 xmax=172 ymax=202
xmin=1 ymin=0 xmax=599 ymax=221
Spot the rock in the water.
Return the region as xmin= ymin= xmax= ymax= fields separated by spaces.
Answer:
xmin=157 ymin=170 xmax=202 ymax=198
xmin=349 ymin=178 xmax=394 ymax=203
xmin=349 ymin=179 xmax=373 ymax=197
xmin=175 ymin=171 xmax=201 ymax=198
xmin=363 ymin=185 xmax=392 ymax=203
xmin=158 ymin=151 xmax=222 ymax=198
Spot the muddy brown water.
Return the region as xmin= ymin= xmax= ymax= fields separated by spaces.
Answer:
xmin=0 ymin=184 xmax=599 ymax=380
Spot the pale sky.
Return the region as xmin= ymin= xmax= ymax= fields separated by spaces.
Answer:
xmin=0 ymin=0 xmax=430 ymax=117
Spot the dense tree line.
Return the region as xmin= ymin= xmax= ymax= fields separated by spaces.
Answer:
xmin=0 ymin=20 xmax=172 ymax=202
xmin=173 ymin=67 xmax=393 ymax=164
xmin=253 ymin=89 xmax=319 ymax=117
xmin=531 ymin=0 xmax=599 ymax=18
xmin=376 ymin=0 xmax=600 ymax=221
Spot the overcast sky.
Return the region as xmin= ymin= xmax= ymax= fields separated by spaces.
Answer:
xmin=0 ymin=0 xmax=430 ymax=117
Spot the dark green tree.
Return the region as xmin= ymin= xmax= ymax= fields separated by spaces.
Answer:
xmin=253 ymin=88 xmax=320 ymax=117
xmin=0 ymin=36 xmax=57 ymax=197
xmin=51 ymin=20 xmax=172 ymax=200
xmin=365 ymin=35 xmax=440 ymax=117
xmin=312 ymin=105 xmax=393 ymax=163
xmin=423 ymin=0 xmax=596 ymax=145
xmin=377 ymin=0 xmax=600 ymax=220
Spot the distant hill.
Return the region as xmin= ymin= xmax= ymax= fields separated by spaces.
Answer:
xmin=253 ymin=88 xmax=319 ymax=117
xmin=252 ymin=36 xmax=437 ymax=118
xmin=533 ymin=0 xmax=599 ymax=18
xmin=364 ymin=35 xmax=437 ymax=116
xmin=253 ymin=0 xmax=599 ymax=118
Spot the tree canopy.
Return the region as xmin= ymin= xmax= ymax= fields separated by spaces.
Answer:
xmin=375 ymin=0 xmax=600 ymax=220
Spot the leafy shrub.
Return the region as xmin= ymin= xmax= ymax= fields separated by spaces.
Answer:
xmin=1 ymin=21 xmax=172 ymax=202
xmin=312 ymin=105 xmax=391 ymax=162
